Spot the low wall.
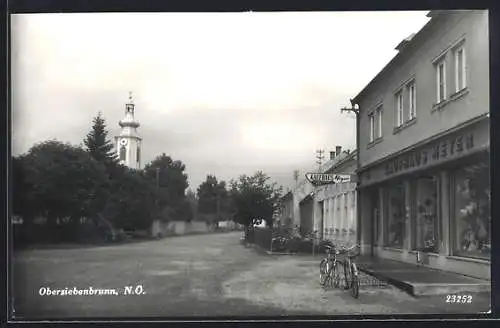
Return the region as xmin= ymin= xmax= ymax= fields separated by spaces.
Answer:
xmin=150 ymin=220 xmax=211 ymax=237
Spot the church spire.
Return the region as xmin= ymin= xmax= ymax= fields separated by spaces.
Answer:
xmin=115 ymin=91 xmax=143 ymax=170
xmin=120 ymin=91 xmax=140 ymax=128
xmin=125 ymin=91 xmax=135 ymax=115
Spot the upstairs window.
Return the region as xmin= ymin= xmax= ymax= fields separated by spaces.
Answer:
xmin=407 ymin=81 xmax=416 ymax=120
xmin=369 ymin=112 xmax=375 ymax=143
xmin=376 ymin=106 xmax=383 ymax=139
xmin=454 ymin=44 xmax=466 ymax=92
xmin=436 ymin=59 xmax=447 ymax=103
xmin=395 ymin=90 xmax=404 ymax=127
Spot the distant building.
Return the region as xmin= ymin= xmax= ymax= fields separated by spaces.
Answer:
xmin=277 ymin=191 xmax=294 ymax=228
xmin=291 ymin=146 xmax=356 ymax=240
xmin=114 ymin=92 xmax=142 ymax=170
xmin=314 ymin=149 xmax=357 ymax=244
xmin=352 ymin=10 xmax=490 ymax=279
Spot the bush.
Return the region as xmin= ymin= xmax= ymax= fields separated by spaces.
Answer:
xmin=284 ymin=237 xmax=301 ymax=253
xmin=298 ymin=239 xmax=314 ymax=253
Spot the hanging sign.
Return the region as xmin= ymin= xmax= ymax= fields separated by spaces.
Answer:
xmin=305 ymin=173 xmax=351 ymax=185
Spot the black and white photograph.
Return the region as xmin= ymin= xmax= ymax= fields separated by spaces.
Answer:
xmin=10 ymin=9 xmax=492 ymax=320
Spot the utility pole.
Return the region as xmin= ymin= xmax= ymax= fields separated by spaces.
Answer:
xmin=293 ymin=170 xmax=299 ymax=188
xmin=340 ymin=99 xmax=361 ymax=248
xmin=316 ymin=149 xmax=325 ymax=172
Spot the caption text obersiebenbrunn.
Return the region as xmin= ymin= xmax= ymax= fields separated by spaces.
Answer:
xmin=39 ymin=285 xmax=145 ymax=296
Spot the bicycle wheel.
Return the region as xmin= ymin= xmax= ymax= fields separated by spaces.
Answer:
xmin=322 ymin=261 xmax=332 ymax=290
xmin=343 ymin=259 xmax=352 ymax=290
xmin=319 ymin=259 xmax=328 ymax=286
xmin=350 ymin=263 xmax=360 ymax=298
xmin=332 ymin=260 xmax=341 ymax=288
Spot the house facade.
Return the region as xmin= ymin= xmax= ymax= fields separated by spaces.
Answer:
xmin=277 ymin=191 xmax=294 ymax=229
xmin=291 ymin=146 xmax=357 ymax=242
xmin=352 ymin=10 xmax=490 ymax=279
xmin=314 ymin=151 xmax=357 ymax=244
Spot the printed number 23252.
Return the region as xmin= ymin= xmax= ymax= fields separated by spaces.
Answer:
xmin=446 ymin=294 xmax=472 ymax=303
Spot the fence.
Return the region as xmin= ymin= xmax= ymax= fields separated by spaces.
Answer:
xmin=246 ymin=227 xmax=321 ymax=254
xmin=246 ymin=226 xmax=359 ymax=256
xmin=247 ymin=227 xmax=273 ymax=251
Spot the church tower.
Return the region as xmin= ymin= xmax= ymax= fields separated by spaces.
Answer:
xmin=115 ymin=92 xmax=142 ymax=170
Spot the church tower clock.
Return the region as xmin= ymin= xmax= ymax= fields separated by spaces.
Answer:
xmin=115 ymin=92 xmax=142 ymax=170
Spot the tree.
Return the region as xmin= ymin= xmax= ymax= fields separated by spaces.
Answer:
xmin=83 ymin=112 xmax=118 ymax=166
xmin=18 ymin=140 xmax=111 ymax=237
xmin=186 ymin=189 xmax=199 ymax=221
xmin=197 ymin=175 xmax=229 ymax=222
xmin=110 ymin=169 xmax=157 ymax=230
xmin=143 ymin=153 xmax=189 ymax=221
xmin=178 ymin=198 xmax=194 ymax=223
xmin=229 ymin=171 xmax=283 ymax=229
xmin=12 ymin=155 xmax=34 ymax=219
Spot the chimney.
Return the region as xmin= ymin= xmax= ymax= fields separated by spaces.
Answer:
xmin=335 ymin=146 xmax=342 ymax=157
xmin=329 ymin=151 xmax=336 ymax=160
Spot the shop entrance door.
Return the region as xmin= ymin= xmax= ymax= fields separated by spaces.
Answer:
xmin=412 ymin=176 xmax=439 ymax=253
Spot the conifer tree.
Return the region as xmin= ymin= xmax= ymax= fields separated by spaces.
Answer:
xmin=83 ymin=112 xmax=118 ymax=165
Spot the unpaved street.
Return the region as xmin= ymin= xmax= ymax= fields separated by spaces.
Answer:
xmin=13 ymin=232 xmax=490 ymax=319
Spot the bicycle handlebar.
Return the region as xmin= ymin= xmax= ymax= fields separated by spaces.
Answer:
xmin=323 ymin=243 xmax=360 ymax=254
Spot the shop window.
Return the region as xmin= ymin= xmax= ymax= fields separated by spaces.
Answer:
xmin=414 ymin=176 xmax=439 ymax=253
xmin=331 ymin=197 xmax=335 ymax=227
xmin=385 ymin=184 xmax=405 ymax=248
xmin=453 ymin=160 xmax=490 ymax=259
xmin=344 ymin=193 xmax=349 ymax=231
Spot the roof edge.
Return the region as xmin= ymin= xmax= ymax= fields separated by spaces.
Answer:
xmin=352 ymin=12 xmax=435 ymax=105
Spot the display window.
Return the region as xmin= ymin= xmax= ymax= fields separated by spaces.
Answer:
xmin=385 ymin=183 xmax=405 ymax=248
xmin=413 ymin=176 xmax=439 ymax=253
xmin=452 ymin=158 xmax=490 ymax=260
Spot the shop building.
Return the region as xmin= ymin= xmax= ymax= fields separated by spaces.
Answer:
xmin=314 ymin=150 xmax=357 ymax=244
xmin=291 ymin=146 xmax=357 ymax=240
xmin=352 ymin=10 xmax=490 ymax=279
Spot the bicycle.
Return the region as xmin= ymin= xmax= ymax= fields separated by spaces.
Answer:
xmin=338 ymin=244 xmax=360 ymax=299
xmin=319 ymin=244 xmax=342 ymax=290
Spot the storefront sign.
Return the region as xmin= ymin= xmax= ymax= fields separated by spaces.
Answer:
xmin=305 ymin=173 xmax=351 ymax=185
xmin=359 ymin=118 xmax=489 ymax=188
xmin=385 ymin=132 xmax=475 ymax=176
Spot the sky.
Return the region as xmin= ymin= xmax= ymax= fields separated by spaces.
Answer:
xmin=11 ymin=11 xmax=431 ymax=192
